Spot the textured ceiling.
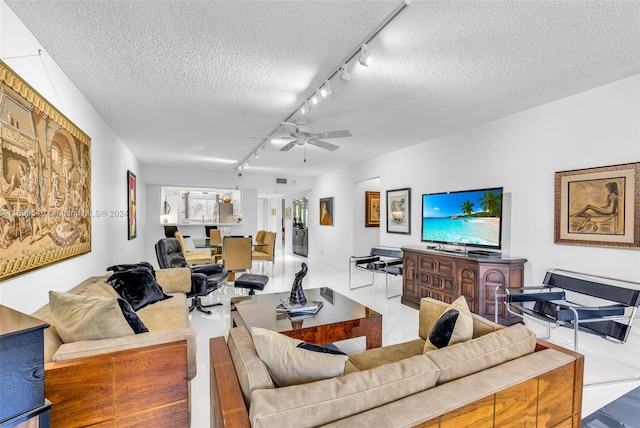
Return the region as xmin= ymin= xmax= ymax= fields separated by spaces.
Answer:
xmin=5 ymin=0 xmax=640 ymax=194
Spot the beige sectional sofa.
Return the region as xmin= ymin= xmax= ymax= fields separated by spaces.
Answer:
xmin=31 ymin=267 xmax=195 ymax=427
xmin=210 ymin=297 xmax=584 ymax=428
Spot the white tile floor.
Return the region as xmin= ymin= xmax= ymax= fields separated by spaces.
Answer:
xmin=187 ymin=247 xmax=640 ymax=427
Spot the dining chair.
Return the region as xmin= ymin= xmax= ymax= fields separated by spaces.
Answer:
xmin=222 ymin=235 xmax=252 ymax=283
xmin=209 ymin=229 xmax=223 ymax=263
xmin=252 ymin=231 xmax=276 ymax=276
xmin=175 ymin=231 xmax=212 ymax=265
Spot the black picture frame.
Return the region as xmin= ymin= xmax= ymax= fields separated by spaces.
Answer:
xmin=386 ymin=188 xmax=411 ymax=234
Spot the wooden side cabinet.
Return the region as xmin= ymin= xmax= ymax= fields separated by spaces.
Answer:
xmin=401 ymin=246 xmax=527 ymax=325
xmin=0 ymin=305 xmax=50 ymax=428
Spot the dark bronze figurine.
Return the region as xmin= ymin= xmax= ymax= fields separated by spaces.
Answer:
xmin=289 ymin=262 xmax=308 ymax=305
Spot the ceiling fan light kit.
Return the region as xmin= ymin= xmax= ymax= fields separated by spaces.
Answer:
xmin=236 ymin=0 xmax=410 ymax=168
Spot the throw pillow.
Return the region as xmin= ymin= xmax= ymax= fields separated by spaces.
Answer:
xmin=49 ymin=291 xmax=148 ymax=343
xmin=107 ymin=261 xmax=156 ymax=278
xmin=423 ymin=295 xmax=473 ymax=352
xmin=251 ymin=327 xmax=349 ymax=387
xmin=108 ymin=267 xmax=172 ymax=311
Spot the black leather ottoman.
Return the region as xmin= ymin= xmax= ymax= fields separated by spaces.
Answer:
xmin=234 ymin=273 xmax=269 ymax=295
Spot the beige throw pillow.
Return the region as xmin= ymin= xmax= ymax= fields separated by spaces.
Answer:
xmin=49 ymin=291 xmax=147 ymax=343
xmin=251 ymin=327 xmax=348 ymax=387
xmin=423 ymin=295 xmax=473 ymax=352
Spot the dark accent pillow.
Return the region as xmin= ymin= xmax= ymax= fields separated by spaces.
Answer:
xmin=107 ymin=261 xmax=156 ymax=278
xmin=108 ymin=267 xmax=172 ymax=311
xmin=423 ymin=296 xmax=473 ymax=352
xmin=428 ymin=309 xmax=459 ymax=349
xmin=116 ymin=298 xmax=149 ymax=333
xmin=297 ymin=342 xmax=346 ymax=356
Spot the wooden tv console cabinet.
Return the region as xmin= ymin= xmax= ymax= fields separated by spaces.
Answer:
xmin=401 ymin=246 xmax=527 ymax=325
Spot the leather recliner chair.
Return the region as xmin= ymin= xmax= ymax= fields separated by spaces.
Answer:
xmin=155 ymin=237 xmax=228 ymax=315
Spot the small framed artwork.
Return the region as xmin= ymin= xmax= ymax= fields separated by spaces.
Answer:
xmin=319 ymin=197 xmax=334 ymax=226
xmin=387 ymin=188 xmax=411 ymax=235
xmin=555 ymin=162 xmax=639 ymax=248
xmin=127 ymin=170 xmax=137 ymax=240
xmin=365 ymin=191 xmax=380 ymax=227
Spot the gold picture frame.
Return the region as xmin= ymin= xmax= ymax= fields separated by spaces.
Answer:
xmin=555 ymin=162 xmax=639 ymax=248
xmin=365 ymin=191 xmax=380 ymax=227
xmin=319 ymin=197 xmax=334 ymax=226
xmin=1 ymin=60 xmax=92 ymax=280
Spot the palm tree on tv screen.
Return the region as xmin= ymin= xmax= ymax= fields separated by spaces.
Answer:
xmin=479 ymin=191 xmax=501 ymax=217
xmin=460 ymin=200 xmax=474 ymax=216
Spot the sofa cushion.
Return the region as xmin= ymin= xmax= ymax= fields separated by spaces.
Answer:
xmin=249 ymin=354 xmax=440 ymax=427
xmin=426 ymin=323 xmax=537 ymax=385
xmin=347 ymin=338 xmax=425 ymax=372
xmin=82 ymin=281 xmax=121 ymax=298
xmin=423 ymin=296 xmax=473 ymax=352
xmin=107 ymin=262 xmax=156 ymax=277
xmin=419 ymin=297 xmax=503 ymax=340
xmin=49 ymin=291 xmax=148 ymax=343
xmin=108 ymin=267 xmax=172 ymax=311
xmin=251 ymin=327 xmax=348 ymax=387
xmin=227 ymin=327 xmax=274 ymax=407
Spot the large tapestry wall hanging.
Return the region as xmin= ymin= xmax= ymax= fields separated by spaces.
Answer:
xmin=0 ymin=60 xmax=92 ymax=280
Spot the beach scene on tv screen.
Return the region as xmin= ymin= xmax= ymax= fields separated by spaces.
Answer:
xmin=422 ymin=189 xmax=501 ymax=247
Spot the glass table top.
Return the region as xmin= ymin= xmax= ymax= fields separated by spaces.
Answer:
xmin=231 ymin=287 xmax=380 ymax=333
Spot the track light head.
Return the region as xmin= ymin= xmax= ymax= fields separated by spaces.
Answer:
xmin=339 ymin=64 xmax=351 ymax=83
xmin=358 ymin=44 xmax=371 ymax=67
xmin=310 ymin=92 xmax=321 ymax=105
xmin=301 ymin=101 xmax=310 ymax=115
xmin=319 ymin=80 xmax=331 ymax=98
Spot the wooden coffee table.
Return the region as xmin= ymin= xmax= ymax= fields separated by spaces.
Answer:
xmin=230 ymin=287 xmax=382 ymax=349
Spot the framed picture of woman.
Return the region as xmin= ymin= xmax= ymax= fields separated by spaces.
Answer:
xmin=555 ymin=162 xmax=639 ymax=248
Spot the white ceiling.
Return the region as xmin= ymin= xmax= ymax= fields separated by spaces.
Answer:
xmin=5 ymin=0 xmax=640 ymax=191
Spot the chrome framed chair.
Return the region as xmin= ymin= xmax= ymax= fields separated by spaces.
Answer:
xmin=252 ymin=231 xmax=276 ymax=276
xmin=349 ymin=246 xmax=403 ymax=298
xmin=223 ymin=235 xmax=267 ymax=294
xmin=175 ymin=231 xmax=212 ymax=265
xmin=209 ymin=229 xmax=223 ymax=264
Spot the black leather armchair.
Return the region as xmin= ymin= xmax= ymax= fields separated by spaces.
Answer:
xmin=155 ymin=237 xmax=228 ymax=315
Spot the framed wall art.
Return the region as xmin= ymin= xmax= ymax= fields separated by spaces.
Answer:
xmin=555 ymin=162 xmax=639 ymax=248
xmin=319 ymin=197 xmax=334 ymax=226
xmin=127 ymin=170 xmax=137 ymax=240
xmin=0 ymin=60 xmax=92 ymax=280
xmin=365 ymin=191 xmax=380 ymax=227
xmin=387 ymin=188 xmax=411 ymax=234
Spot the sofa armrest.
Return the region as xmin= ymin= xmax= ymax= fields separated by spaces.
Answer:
xmin=53 ymin=328 xmax=197 ymax=380
xmin=210 ymin=336 xmax=251 ymax=428
xmin=156 ymin=267 xmax=192 ymax=294
xmin=45 ymin=340 xmax=189 ymax=427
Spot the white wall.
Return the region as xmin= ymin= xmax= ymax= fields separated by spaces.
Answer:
xmin=0 ymin=2 xmax=145 ymax=313
xmin=309 ymin=75 xmax=640 ymax=286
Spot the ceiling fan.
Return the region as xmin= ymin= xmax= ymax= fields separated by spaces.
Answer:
xmin=278 ymin=120 xmax=352 ymax=152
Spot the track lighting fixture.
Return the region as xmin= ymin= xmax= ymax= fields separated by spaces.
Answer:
xmin=358 ymin=44 xmax=371 ymax=67
xmin=235 ymin=0 xmax=409 ymax=171
xmin=339 ymin=64 xmax=351 ymax=84
xmin=319 ymin=80 xmax=331 ymax=98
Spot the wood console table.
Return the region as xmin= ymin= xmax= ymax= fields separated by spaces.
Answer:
xmin=401 ymin=246 xmax=527 ymax=325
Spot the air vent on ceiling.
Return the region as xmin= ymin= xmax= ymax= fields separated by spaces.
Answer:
xmin=276 ymin=178 xmax=287 ymax=184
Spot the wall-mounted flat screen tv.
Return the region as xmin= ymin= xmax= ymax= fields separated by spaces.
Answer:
xmin=421 ymin=187 xmax=503 ymax=249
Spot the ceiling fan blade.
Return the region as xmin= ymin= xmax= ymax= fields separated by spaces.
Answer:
xmin=307 ymin=139 xmax=340 ymax=151
xmin=280 ymin=141 xmax=297 ymax=151
xmin=310 ymin=130 xmax=352 ymax=139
